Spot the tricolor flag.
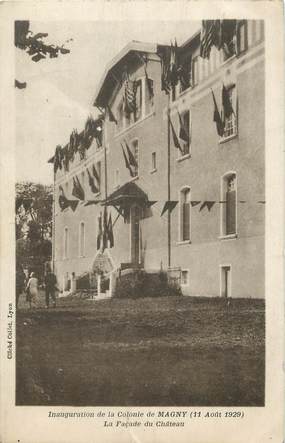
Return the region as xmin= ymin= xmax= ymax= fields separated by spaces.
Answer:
xmin=121 ymin=144 xmax=135 ymax=178
xmin=211 ymin=89 xmax=224 ymax=137
xmin=125 ymin=141 xmax=138 ymax=169
xmin=87 ymin=167 xmax=99 ymax=194
xmin=200 ymin=20 xmax=221 ymax=59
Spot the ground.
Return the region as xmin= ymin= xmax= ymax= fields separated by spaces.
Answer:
xmin=16 ymin=292 xmax=265 ymax=406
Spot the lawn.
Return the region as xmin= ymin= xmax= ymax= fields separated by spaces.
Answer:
xmin=16 ymin=294 xmax=265 ymax=406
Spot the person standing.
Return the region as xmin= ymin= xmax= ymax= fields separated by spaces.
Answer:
xmin=16 ymin=265 xmax=26 ymax=308
xmin=44 ymin=269 xmax=58 ymax=308
xmin=25 ymin=272 xmax=39 ymax=309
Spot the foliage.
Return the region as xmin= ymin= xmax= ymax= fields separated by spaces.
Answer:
xmin=15 ymin=21 xmax=71 ymax=88
xmin=114 ymin=270 xmax=182 ymax=299
xmin=16 ymin=182 xmax=53 ymax=274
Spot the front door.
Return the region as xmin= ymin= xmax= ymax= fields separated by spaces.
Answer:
xmin=130 ymin=206 xmax=140 ymax=265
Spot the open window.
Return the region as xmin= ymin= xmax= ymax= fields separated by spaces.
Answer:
xmin=222 ymin=85 xmax=237 ymax=139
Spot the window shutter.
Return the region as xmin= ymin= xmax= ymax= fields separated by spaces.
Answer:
xmin=226 ymin=190 xmax=236 ymax=234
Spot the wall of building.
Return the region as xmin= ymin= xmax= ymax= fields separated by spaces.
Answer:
xmin=53 ymin=20 xmax=265 ymax=298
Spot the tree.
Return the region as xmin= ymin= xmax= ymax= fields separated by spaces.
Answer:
xmin=16 ymin=182 xmax=53 ymax=277
xmin=15 ymin=21 xmax=71 ymax=88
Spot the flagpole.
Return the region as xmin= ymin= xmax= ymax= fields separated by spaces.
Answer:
xmin=103 ymin=111 xmax=108 ymax=201
xmin=167 ymin=93 xmax=171 ymax=269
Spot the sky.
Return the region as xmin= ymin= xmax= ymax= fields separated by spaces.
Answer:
xmin=16 ymin=20 xmax=200 ymax=185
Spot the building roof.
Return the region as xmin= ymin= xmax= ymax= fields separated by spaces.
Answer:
xmin=93 ymin=40 xmax=158 ymax=108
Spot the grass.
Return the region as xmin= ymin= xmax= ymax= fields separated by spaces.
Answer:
xmin=16 ymin=293 xmax=265 ymax=406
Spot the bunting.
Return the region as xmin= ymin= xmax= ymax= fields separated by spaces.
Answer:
xmin=161 ymin=200 xmax=178 ymax=216
xmin=190 ymin=201 xmax=201 ymax=207
xmin=199 ymin=201 xmax=216 ymax=212
xmin=58 ymin=186 xmax=79 ymax=212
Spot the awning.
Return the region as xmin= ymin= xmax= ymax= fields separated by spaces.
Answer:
xmin=103 ymin=182 xmax=148 ymax=208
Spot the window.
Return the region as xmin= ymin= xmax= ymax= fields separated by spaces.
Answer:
xmin=79 ymin=222 xmax=85 ymax=257
xmin=180 ymin=187 xmax=191 ymax=241
xmin=179 ymin=110 xmax=190 ymax=156
xmin=220 ymin=265 xmax=231 ymax=298
xmin=222 ymin=86 xmax=237 ymax=139
xmin=179 ymin=56 xmax=192 ymax=93
xmin=192 ymin=56 xmax=199 ymax=86
xmin=63 ymin=227 xmax=68 ymax=259
xmin=181 ymin=270 xmax=189 ymax=286
xmin=151 ymin=152 xmax=157 ymax=171
xmin=221 ymin=173 xmax=237 ymax=237
xmin=237 ymin=21 xmax=248 ymax=54
xmin=131 ymin=139 xmax=139 ymax=177
xmin=221 ymin=20 xmax=237 ymax=61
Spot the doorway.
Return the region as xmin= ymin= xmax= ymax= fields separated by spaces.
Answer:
xmin=130 ymin=205 xmax=141 ymax=265
xmin=220 ymin=265 xmax=231 ymax=298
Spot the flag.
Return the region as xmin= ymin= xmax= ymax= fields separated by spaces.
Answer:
xmin=161 ymin=201 xmax=178 ymax=216
xmin=124 ymin=75 xmax=137 ymax=114
xmin=87 ymin=167 xmax=99 ymax=194
xmin=107 ymin=213 xmax=114 ymax=248
xmin=169 ymin=118 xmax=183 ymax=153
xmin=15 ymin=79 xmax=27 ymax=89
xmin=97 ymin=213 xmax=102 ymax=250
xmin=199 ymin=201 xmax=216 ymax=212
xmin=107 ymin=105 xmax=117 ymax=125
xmin=190 ymin=200 xmax=201 ymax=207
xmin=178 ymin=111 xmax=190 ymax=144
xmin=92 ymin=164 xmax=100 ymax=186
xmin=72 ymin=176 xmax=85 ymax=201
xmin=200 ymin=20 xmax=221 ymax=59
xmin=211 ymin=89 xmax=224 ymax=137
xmin=125 ymin=141 xmax=138 ymax=169
xmin=121 ymin=144 xmax=135 ymax=177
xmin=102 ymin=206 xmax=108 ymax=251
xmin=144 ymin=65 xmax=154 ymax=99
xmin=222 ymin=84 xmax=234 ymax=119
xmin=178 ymin=55 xmax=192 ymax=90
xmin=160 ymin=46 xmax=171 ymax=94
xmin=76 ymin=176 xmax=85 ymax=200
xmin=58 ymin=186 xmax=79 ymax=211
xmin=169 ymin=40 xmax=179 ymax=88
